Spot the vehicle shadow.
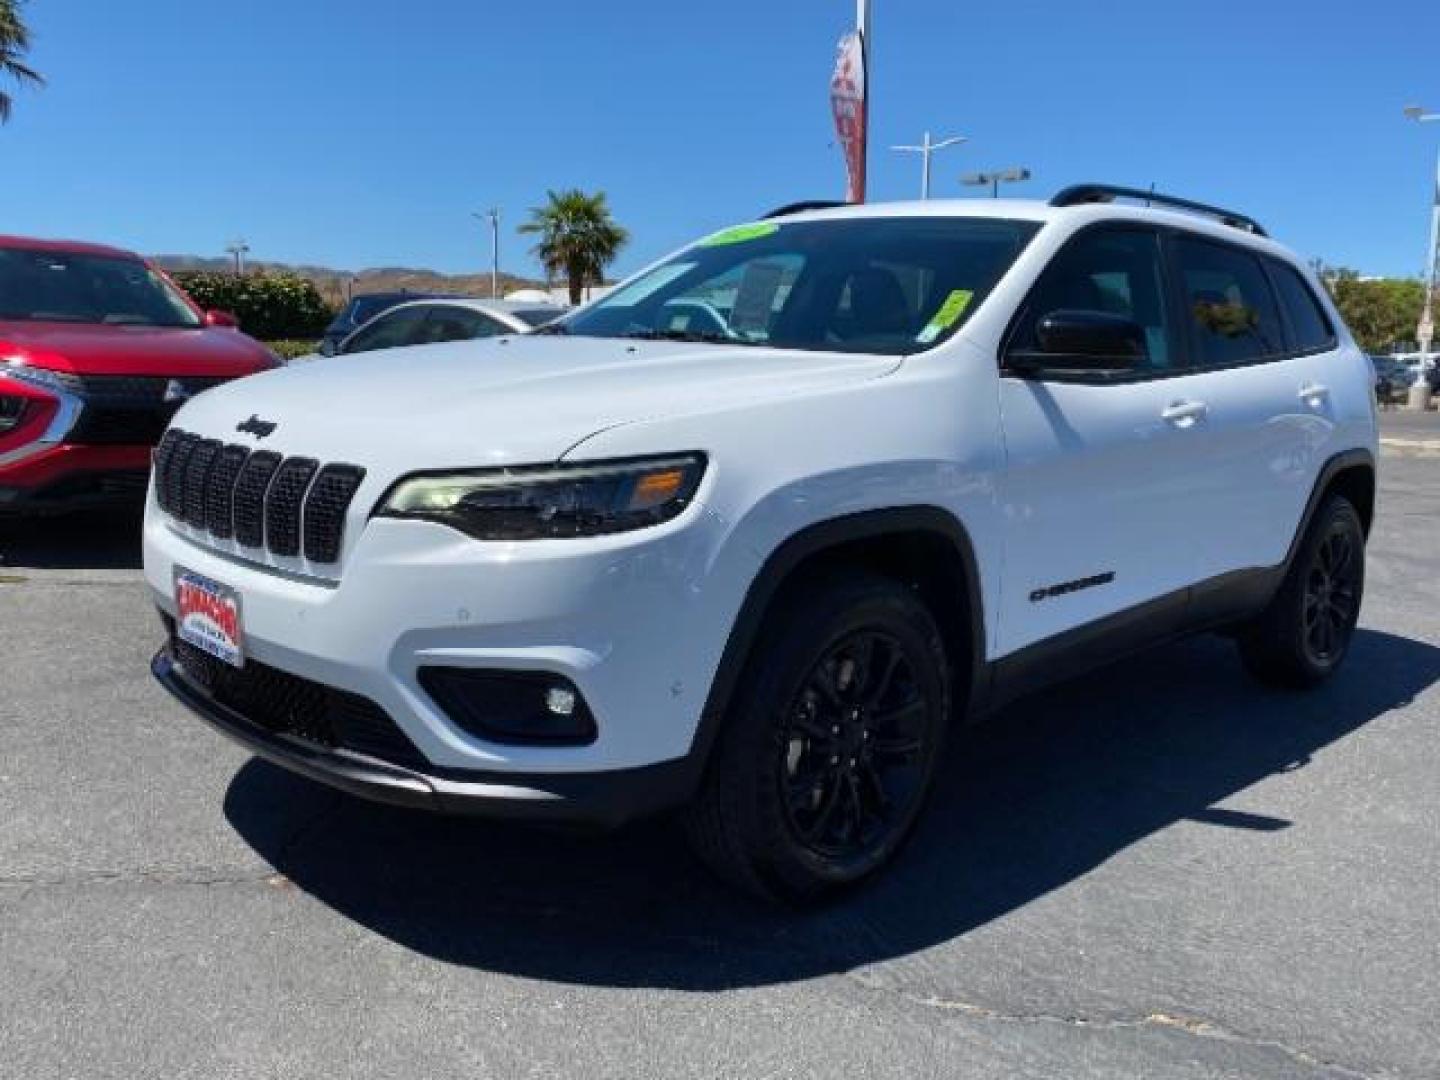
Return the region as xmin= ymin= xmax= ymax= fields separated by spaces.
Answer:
xmin=0 ymin=507 xmax=144 ymax=571
xmin=223 ymin=627 xmax=1440 ymax=991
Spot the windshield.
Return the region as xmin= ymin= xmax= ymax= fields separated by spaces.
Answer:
xmin=559 ymin=217 xmax=1040 ymax=355
xmin=0 ymin=248 xmax=202 ymax=328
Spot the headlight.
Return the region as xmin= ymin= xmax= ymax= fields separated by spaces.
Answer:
xmin=375 ymin=454 xmax=706 ymax=540
xmin=2 ymin=360 xmax=70 ymax=395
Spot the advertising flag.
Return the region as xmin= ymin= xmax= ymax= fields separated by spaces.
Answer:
xmin=830 ymin=30 xmax=868 ymax=203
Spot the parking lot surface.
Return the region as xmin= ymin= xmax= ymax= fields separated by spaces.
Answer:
xmin=2 ymin=454 xmax=1436 ymax=1080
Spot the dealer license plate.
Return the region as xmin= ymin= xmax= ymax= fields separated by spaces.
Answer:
xmin=174 ymin=569 xmax=245 ymax=668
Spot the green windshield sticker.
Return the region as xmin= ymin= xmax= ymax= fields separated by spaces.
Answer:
xmin=915 ymin=289 xmax=974 ymax=344
xmin=700 ymin=222 xmax=779 ymax=247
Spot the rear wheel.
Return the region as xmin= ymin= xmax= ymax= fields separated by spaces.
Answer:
xmin=686 ymin=573 xmax=950 ymax=904
xmin=1237 ymin=495 xmax=1365 ymax=688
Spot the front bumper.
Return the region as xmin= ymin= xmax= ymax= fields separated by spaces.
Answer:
xmin=0 ymin=445 xmax=153 ymax=514
xmin=144 ymin=480 xmax=748 ymax=781
xmin=152 ymin=643 xmax=697 ymax=825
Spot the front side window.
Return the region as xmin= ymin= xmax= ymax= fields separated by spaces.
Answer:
xmin=341 ymin=305 xmax=428 ymax=353
xmin=1266 ymin=259 xmax=1335 ymax=354
xmin=0 ymin=248 xmax=201 ymax=328
xmin=558 ymin=217 xmax=1040 ymax=356
xmin=1174 ymin=238 xmax=1284 ymax=367
xmin=1009 ymin=228 xmax=1175 ymax=370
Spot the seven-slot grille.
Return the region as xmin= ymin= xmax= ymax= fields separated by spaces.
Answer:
xmin=154 ymin=429 xmax=365 ymax=565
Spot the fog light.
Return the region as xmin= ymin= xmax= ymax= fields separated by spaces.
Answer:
xmin=545 ymin=686 xmax=577 ymax=716
xmin=418 ymin=668 xmax=597 ymax=745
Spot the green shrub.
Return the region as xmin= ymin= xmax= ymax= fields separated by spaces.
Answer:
xmin=263 ymin=339 xmax=322 ymax=361
xmin=172 ymin=271 xmax=334 ymax=340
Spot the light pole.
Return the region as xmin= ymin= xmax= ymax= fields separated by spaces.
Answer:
xmin=224 ymin=239 xmax=250 ymax=276
xmin=890 ymin=132 xmax=966 ymax=199
xmin=472 ymin=209 xmax=500 ymax=298
xmin=1404 ymin=105 xmax=1439 ymax=409
xmin=961 ymin=168 xmax=1031 ymax=198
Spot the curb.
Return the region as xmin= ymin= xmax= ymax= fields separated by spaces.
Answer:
xmin=1379 ymin=437 xmax=1440 ymax=454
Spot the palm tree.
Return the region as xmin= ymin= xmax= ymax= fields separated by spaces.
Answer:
xmin=519 ymin=189 xmax=628 ymax=305
xmin=0 ymin=0 xmax=43 ymax=123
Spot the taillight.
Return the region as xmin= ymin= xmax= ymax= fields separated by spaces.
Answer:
xmin=0 ymin=395 xmax=26 ymax=433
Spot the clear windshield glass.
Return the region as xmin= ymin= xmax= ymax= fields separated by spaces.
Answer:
xmin=0 ymin=248 xmax=202 ymax=328
xmin=559 ymin=217 xmax=1040 ymax=355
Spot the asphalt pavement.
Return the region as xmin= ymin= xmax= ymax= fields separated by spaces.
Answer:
xmin=1 ymin=453 xmax=1436 ymax=1079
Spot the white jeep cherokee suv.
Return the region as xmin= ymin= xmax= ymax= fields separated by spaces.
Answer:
xmin=144 ymin=185 xmax=1377 ymax=901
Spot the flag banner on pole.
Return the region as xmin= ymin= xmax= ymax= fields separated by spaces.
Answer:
xmin=830 ymin=30 xmax=867 ymax=203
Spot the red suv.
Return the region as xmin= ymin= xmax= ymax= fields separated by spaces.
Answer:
xmin=0 ymin=235 xmax=278 ymax=514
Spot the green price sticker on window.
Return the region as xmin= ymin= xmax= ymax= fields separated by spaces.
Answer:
xmin=915 ymin=289 xmax=975 ymax=344
xmin=699 ymin=222 xmax=779 ymax=247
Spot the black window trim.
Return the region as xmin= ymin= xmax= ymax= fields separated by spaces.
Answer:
xmin=1001 ymin=221 xmax=1336 ymax=386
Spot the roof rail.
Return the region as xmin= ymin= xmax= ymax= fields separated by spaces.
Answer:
xmin=762 ymin=200 xmax=848 ymax=220
xmin=1050 ymin=184 xmax=1267 ymax=237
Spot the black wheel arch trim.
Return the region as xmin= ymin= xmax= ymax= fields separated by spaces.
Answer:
xmin=689 ymin=506 xmax=987 ymax=782
xmin=1282 ymin=447 xmax=1375 ymax=560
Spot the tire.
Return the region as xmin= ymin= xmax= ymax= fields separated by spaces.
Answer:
xmin=685 ymin=572 xmax=951 ymax=904
xmin=1237 ymin=495 xmax=1365 ymax=689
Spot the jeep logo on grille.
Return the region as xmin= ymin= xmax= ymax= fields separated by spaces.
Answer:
xmin=236 ymin=415 xmax=278 ymax=438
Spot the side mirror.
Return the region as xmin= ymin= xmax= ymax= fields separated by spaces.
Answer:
xmin=1008 ymin=309 xmax=1148 ymax=376
xmin=204 ymin=309 xmax=240 ymax=329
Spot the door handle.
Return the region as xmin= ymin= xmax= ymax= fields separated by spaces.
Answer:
xmin=1298 ymin=383 xmax=1330 ymax=407
xmin=1161 ymin=400 xmax=1209 ymax=427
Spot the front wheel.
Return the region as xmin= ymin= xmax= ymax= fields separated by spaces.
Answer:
xmin=685 ymin=574 xmax=951 ymax=904
xmin=1237 ymin=495 xmax=1365 ymax=688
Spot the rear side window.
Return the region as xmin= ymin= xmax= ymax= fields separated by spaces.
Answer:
xmin=1173 ymin=238 xmax=1285 ymax=367
xmin=342 ymin=305 xmax=428 ymax=353
xmin=1266 ymin=259 xmax=1335 ymax=353
xmin=417 ymin=306 xmax=504 ymax=344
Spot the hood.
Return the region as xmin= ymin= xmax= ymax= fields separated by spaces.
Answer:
xmin=171 ymin=335 xmax=898 ymax=468
xmin=0 ymin=320 xmax=276 ymax=377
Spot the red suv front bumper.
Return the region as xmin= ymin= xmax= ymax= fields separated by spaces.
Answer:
xmin=0 ymin=372 xmax=154 ymax=513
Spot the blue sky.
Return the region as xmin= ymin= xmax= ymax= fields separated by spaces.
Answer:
xmin=4 ymin=0 xmax=1438 ymax=280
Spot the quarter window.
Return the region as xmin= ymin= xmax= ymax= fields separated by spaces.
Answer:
xmin=1173 ymin=238 xmax=1285 ymax=367
xmin=1267 ymin=260 xmax=1335 ymax=353
xmin=1010 ymin=228 xmax=1174 ymax=370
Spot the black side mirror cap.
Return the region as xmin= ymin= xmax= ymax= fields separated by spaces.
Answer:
xmin=1007 ymin=309 xmax=1148 ymax=376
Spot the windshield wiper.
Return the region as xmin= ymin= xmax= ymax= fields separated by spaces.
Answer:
xmin=619 ymin=329 xmax=761 ymax=346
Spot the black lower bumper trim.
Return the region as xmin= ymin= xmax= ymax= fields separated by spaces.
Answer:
xmin=151 ymin=645 xmax=698 ymax=827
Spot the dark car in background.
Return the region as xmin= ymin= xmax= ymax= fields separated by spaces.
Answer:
xmin=319 ymin=292 xmax=457 ymax=355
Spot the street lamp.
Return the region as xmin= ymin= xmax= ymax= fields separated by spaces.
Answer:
xmin=224 ymin=239 xmax=250 ymax=276
xmin=890 ymin=132 xmax=967 ymax=199
xmin=472 ymin=208 xmax=501 ymax=299
xmin=1404 ymin=105 xmax=1439 ymax=409
xmin=961 ymin=167 xmax=1031 ymax=198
